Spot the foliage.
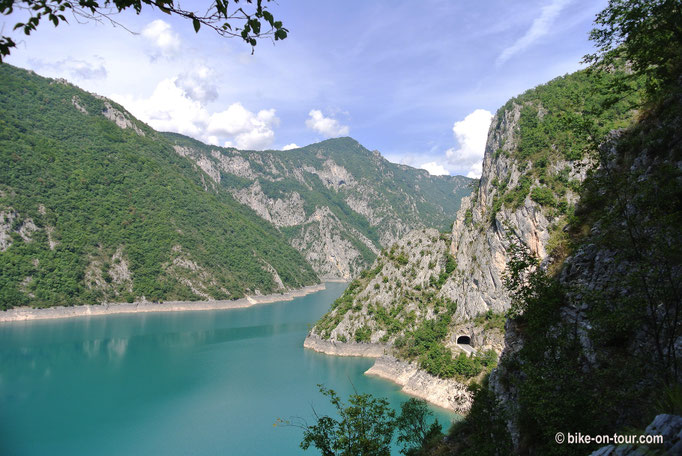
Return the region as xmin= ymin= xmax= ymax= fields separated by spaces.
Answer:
xmin=395 ymin=398 xmax=443 ymax=456
xmin=422 ymin=2 xmax=682 ymax=453
xmin=314 ymin=265 xmax=381 ymax=339
xmin=0 ymin=0 xmax=288 ymax=61
xmin=492 ymin=67 xmax=645 ymax=221
xmin=286 ymin=387 xmax=444 ymax=456
xmin=473 ymin=310 xmax=506 ymax=332
xmin=165 ymin=133 xmax=475 ymax=276
xmin=463 ymin=208 xmax=473 ymax=226
xmin=529 ymin=186 xmax=556 ymax=207
xmin=0 ymin=64 xmax=317 ymax=308
xmin=445 ymin=377 xmax=513 ymax=456
xmin=489 ymin=109 xmax=682 ymax=454
xmin=354 ymin=325 xmax=372 ymax=343
xmin=502 ymin=242 xmax=597 ymax=456
xmin=584 ymin=0 xmax=682 ymax=95
xmin=292 ymin=385 xmax=397 ymax=456
xmin=393 ymin=299 xmax=495 ymax=380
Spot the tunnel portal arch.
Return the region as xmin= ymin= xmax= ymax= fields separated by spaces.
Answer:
xmin=456 ymin=335 xmax=472 ymax=345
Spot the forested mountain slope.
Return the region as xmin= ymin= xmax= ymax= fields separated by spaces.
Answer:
xmin=0 ymin=64 xmax=317 ymax=308
xmin=304 ymin=66 xmax=648 ymax=412
xmin=164 ymin=134 xmax=474 ymax=280
xmin=0 ymin=64 xmax=473 ymax=308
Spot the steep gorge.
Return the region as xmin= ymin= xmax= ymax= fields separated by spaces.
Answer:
xmin=304 ymin=67 xmax=648 ymax=413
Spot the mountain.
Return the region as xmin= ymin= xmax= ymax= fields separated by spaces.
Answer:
xmin=0 ymin=64 xmax=473 ymax=309
xmin=304 ymin=67 xmax=651 ymax=413
xmin=0 ymin=64 xmax=320 ymax=308
xmin=163 ymin=134 xmax=474 ymax=280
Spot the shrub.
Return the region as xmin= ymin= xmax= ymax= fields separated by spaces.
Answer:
xmin=530 ymin=186 xmax=556 ymax=207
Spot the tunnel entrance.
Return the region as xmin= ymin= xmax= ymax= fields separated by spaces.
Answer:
xmin=457 ymin=335 xmax=471 ymax=345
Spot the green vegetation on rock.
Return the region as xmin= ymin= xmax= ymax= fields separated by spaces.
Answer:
xmin=0 ymin=64 xmax=318 ymax=308
xmin=164 ymin=133 xmax=475 ymax=278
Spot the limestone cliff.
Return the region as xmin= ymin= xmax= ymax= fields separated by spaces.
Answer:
xmin=304 ymin=69 xmax=645 ymax=414
xmin=165 ymin=134 xmax=475 ymax=280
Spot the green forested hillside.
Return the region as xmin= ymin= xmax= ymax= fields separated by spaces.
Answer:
xmin=163 ymin=133 xmax=474 ymax=278
xmin=489 ymin=68 xmax=645 ymax=220
xmin=0 ymin=64 xmax=318 ymax=309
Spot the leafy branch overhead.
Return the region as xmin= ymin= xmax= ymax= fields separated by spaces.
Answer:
xmin=583 ymin=0 xmax=682 ymax=93
xmin=0 ymin=0 xmax=288 ymax=61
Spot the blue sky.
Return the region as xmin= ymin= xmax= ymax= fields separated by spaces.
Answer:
xmin=3 ymin=0 xmax=607 ymax=177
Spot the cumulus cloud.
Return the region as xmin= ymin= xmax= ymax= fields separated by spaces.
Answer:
xmin=420 ymin=161 xmax=450 ymax=176
xmin=208 ymin=104 xmax=279 ymax=150
xmin=497 ymin=0 xmax=571 ymax=65
xmin=115 ymin=78 xmax=208 ymax=137
xmin=114 ymin=79 xmax=278 ymax=150
xmin=176 ymin=65 xmax=219 ymax=103
xmin=445 ymin=109 xmax=493 ymax=178
xmin=282 ymin=143 xmax=299 ymax=150
xmin=142 ymin=20 xmax=181 ymax=59
xmin=30 ymin=56 xmax=107 ymax=80
xmin=305 ymin=109 xmax=349 ymax=138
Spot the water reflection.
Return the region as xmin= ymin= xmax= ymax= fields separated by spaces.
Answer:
xmin=0 ymin=283 xmax=457 ymax=456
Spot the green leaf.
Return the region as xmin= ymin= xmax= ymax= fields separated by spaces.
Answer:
xmin=249 ymin=19 xmax=261 ymax=35
xmin=192 ymin=18 xmax=200 ymax=33
xmin=274 ymin=29 xmax=287 ymax=41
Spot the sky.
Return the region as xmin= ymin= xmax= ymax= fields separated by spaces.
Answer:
xmin=2 ymin=0 xmax=608 ymax=178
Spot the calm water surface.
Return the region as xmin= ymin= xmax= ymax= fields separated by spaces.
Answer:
xmin=0 ymin=282 xmax=456 ymax=455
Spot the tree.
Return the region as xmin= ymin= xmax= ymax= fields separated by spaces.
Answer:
xmin=282 ymin=385 xmax=396 ymax=456
xmin=0 ymin=0 xmax=288 ymax=61
xmin=583 ymin=0 xmax=682 ymax=93
xmin=394 ymin=398 xmax=443 ymax=456
xmin=281 ymin=386 xmax=449 ymax=456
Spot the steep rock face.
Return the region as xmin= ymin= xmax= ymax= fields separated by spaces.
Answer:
xmin=365 ymin=356 xmax=474 ymax=414
xmin=304 ymin=70 xmax=637 ymax=413
xmin=441 ymin=103 xmax=589 ymax=321
xmin=165 ymin=134 xmax=475 ymax=280
xmin=308 ymin=96 xmax=589 ymax=345
xmin=310 ymin=228 xmax=452 ymax=342
xmin=489 ymin=120 xmax=682 ymax=452
xmin=290 ymin=206 xmax=379 ymax=280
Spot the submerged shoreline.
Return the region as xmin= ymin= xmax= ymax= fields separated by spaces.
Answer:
xmin=0 ymin=283 xmax=327 ymax=323
xmin=304 ymin=334 xmax=472 ymax=413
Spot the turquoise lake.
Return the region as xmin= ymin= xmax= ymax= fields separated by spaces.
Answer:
xmin=0 ymin=282 xmax=456 ymax=455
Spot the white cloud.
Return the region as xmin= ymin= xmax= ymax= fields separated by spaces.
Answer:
xmin=142 ymin=20 xmax=181 ymax=59
xmin=444 ymin=109 xmax=493 ymax=178
xmin=305 ymin=109 xmax=349 ymax=138
xmin=115 ymin=78 xmax=208 ymax=137
xmin=420 ymin=161 xmax=450 ymax=176
xmin=29 ymin=56 xmax=107 ymax=80
xmin=497 ymin=0 xmax=571 ymax=65
xmin=114 ymin=79 xmax=278 ymax=150
xmin=466 ymin=162 xmax=483 ymax=179
xmin=176 ymin=65 xmax=219 ymax=103
xmin=208 ymin=104 xmax=279 ymax=150
xmin=282 ymin=143 xmax=299 ymax=150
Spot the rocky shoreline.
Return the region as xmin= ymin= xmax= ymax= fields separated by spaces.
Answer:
xmin=303 ymin=334 xmax=472 ymax=413
xmin=365 ymin=356 xmax=472 ymax=414
xmin=0 ymin=283 xmax=327 ymax=323
xmin=303 ymin=333 xmax=387 ymax=357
